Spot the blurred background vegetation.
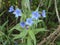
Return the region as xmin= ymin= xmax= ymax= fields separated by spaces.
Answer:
xmin=0 ymin=0 xmax=60 ymax=45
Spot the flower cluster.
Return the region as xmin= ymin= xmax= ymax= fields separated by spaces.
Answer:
xmin=20 ymin=11 xmax=40 ymax=28
xmin=20 ymin=10 xmax=46 ymax=28
xmin=9 ymin=6 xmax=46 ymax=29
xmin=9 ymin=6 xmax=22 ymax=18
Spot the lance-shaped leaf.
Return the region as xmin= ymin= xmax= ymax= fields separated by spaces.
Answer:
xmin=28 ymin=30 xmax=36 ymax=45
xmin=13 ymin=30 xmax=28 ymax=40
xmin=27 ymin=36 xmax=33 ymax=45
xmin=8 ymin=23 xmax=21 ymax=33
xmin=33 ymin=28 xmax=48 ymax=34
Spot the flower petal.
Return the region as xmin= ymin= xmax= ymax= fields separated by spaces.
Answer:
xmin=42 ymin=10 xmax=46 ymax=17
xmin=20 ymin=22 xmax=25 ymax=28
xmin=9 ymin=6 xmax=14 ymax=12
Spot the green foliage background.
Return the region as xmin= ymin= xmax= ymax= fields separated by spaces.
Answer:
xmin=0 ymin=0 xmax=60 ymax=45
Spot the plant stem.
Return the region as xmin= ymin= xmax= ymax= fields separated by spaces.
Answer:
xmin=54 ymin=0 xmax=60 ymax=24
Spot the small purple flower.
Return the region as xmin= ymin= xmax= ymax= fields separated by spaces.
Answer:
xmin=13 ymin=8 xmax=22 ymax=18
xmin=42 ymin=10 xmax=46 ymax=17
xmin=8 ymin=6 xmax=14 ymax=12
xmin=20 ymin=22 xmax=25 ymax=28
xmin=32 ymin=11 xmax=40 ymax=20
xmin=26 ymin=18 xmax=33 ymax=26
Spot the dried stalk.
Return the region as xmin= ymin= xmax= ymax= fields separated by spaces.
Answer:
xmin=52 ymin=33 xmax=60 ymax=42
xmin=37 ymin=25 xmax=60 ymax=45
xmin=54 ymin=0 xmax=60 ymax=24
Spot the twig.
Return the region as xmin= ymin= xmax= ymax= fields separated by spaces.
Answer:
xmin=49 ymin=33 xmax=60 ymax=45
xmin=54 ymin=0 xmax=60 ymax=24
xmin=52 ymin=33 xmax=60 ymax=42
xmin=37 ymin=25 xmax=60 ymax=45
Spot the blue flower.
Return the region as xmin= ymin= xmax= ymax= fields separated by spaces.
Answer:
xmin=13 ymin=8 xmax=22 ymax=18
xmin=8 ymin=6 xmax=14 ymax=12
xmin=32 ymin=11 xmax=40 ymax=20
xmin=26 ymin=18 xmax=33 ymax=26
xmin=42 ymin=10 xmax=46 ymax=17
xmin=20 ymin=22 xmax=25 ymax=28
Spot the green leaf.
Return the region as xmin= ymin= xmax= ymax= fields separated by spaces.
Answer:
xmin=0 ymin=31 xmax=4 ymax=36
xmin=3 ymin=40 xmax=8 ymax=45
xmin=0 ymin=10 xmax=6 ymax=17
xmin=27 ymin=36 xmax=33 ymax=45
xmin=2 ymin=20 xmax=8 ymax=27
xmin=33 ymin=28 xmax=48 ymax=34
xmin=13 ymin=30 xmax=27 ymax=40
xmin=0 ymin=0 xmax=2 ymax=9
xmin=22 ymin=0 xmax=30 ymax=10
xmin=28 ymin=30 xmax=36 ymax=45
xmin=10 ymin=0 xmax=17 ymax=5
xmin=56 ymin=41 xmax=60 ymax=45
xmin=8 ymin=23 xmax=21 ymax=33
xmin=0 ymin=26 xmax=2 ymax=30
xmin=0 ymin=20 xmax=8 ymax=31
